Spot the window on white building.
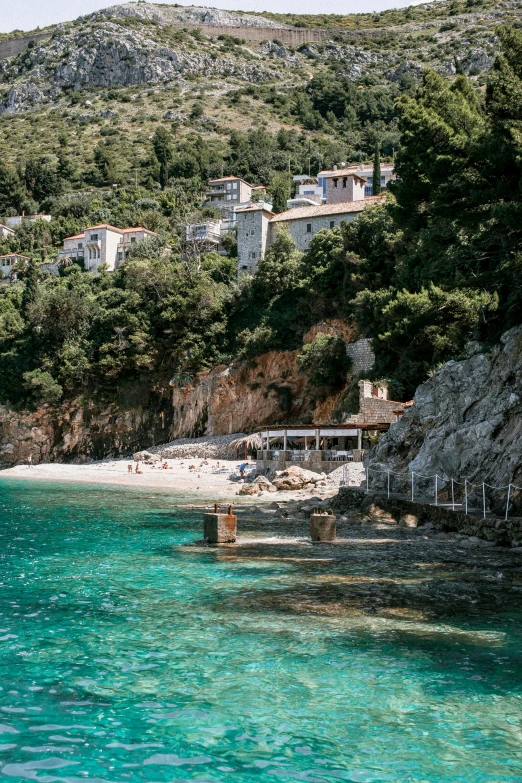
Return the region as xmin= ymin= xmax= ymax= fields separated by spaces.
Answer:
xmin=330 ymin=220 xmax=335 ymax=229
xmin=306 ymin=223 xmax=312 ymax=233
xmin=250 ymin=251 xmax=256 ymax=259
xmin=90 ymin=234 xmax=98 ymax=241
xmin=130 ymin=237 xmax=136 ymax=243
xmin=78 ymin=242 xmax=83 ymax=249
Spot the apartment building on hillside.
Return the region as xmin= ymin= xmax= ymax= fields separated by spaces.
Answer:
xmin=317 ymin=164 xmax=395 ymax=199
xmin=59 ymin=225 xmax=157 ymax=273
xmin=203 ymin=176 xmax=266 ymax=209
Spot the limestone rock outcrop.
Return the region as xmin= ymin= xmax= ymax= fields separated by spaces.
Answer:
xmin=1 ymin=20 xmax=281 ymax=113
xmin=92 ymin=3 xmax=289 ymax=29
xmin=370 ymin=326 xmax=522 ymax=509
xmin=0 ymin=399 xmax=171 ymax=467
xmin=272 ymin=466 xmax=327 ymax=491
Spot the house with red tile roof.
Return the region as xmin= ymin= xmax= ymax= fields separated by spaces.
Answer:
xmin=59 ymin=225 xmax=157 ymax=273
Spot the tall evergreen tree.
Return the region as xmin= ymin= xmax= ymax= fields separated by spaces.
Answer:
xmin=153 ymin=127 xmax=173 ymax=190
xmin=372 ymin=143 xmax=382 ymax=196
xmin=21 ymin=259 xmax=39 ymax=317
xmin=269 ymin=172 xmax=292 ymax=214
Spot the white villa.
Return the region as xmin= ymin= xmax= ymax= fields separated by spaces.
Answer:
xmin=0 ymin=254 xmax=29 ymax=283
xmin=59 ymin=224 xmax=157 ymax=272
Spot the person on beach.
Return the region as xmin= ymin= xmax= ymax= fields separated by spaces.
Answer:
xmin=28 ymin=454 xmax=33 ymax=468
xmin=135 ymin=462 xmax=143 ymax=474
xmin=128 ymin=464 xmax=133 ymax=474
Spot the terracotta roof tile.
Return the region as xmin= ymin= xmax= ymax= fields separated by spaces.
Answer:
xmin=270 ymin=197 xmax=385 ymax=223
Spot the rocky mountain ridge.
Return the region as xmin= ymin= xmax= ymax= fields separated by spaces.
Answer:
xmin=91 ymin=3 xmax=289 ymax=29
xmin=0 ymin=1 xmax=518 ymax=115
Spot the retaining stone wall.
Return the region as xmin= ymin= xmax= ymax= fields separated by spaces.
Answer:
xmin=0 ymin=32 xmax=52 ymax=60
xmin=332 ymin=487 xmax=522 ymax=547
xmin=346 ymin=338 xmax=374 ymax=375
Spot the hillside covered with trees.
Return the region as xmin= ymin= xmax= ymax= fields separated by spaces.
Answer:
xmin=1 ymin=2 xmax=522 ymax=416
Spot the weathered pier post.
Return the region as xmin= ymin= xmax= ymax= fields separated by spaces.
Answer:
xmin=310 ymin=510 xmax=336 ymax=543
xmin=204 ymin=504 xmax=237 ymax=544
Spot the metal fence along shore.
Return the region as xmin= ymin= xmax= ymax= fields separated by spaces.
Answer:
xmin=342 ymin=464 xmax=522 ymax=522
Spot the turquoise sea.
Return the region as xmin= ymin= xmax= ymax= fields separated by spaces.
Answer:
xmin=0 ymin=478 xmax=521 ymax=782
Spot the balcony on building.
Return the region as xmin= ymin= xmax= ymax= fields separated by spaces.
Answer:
xmin=186 ymin=221 xmax=222 ymax=245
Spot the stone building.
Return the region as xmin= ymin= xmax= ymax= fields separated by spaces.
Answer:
xmin=346 ymin=338 xmax=375 ymax=376
xmin=345 ymin=380 xmax=410 ymax=427
xmin=237 ymin=195 xmax=384 ymax=276
xmin=317 ymin=164 xmax=395 ymax=199
xmin=236 ymin=206 xmax=274 ymax=275
xmin=59 ymin=224 xmax=156 ymax=273
xmin=324 ymin=171 xmax=366 ymax=204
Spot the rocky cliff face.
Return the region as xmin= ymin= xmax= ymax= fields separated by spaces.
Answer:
xmin=168 ymin=321 xmax=357 ymax=439
xmin=370 ymin=326 xmax=522 ymax=506
xmin=169 ymin=351 xmax=338 ymax=439
xmin=0 ymin=397 xmax=172 ymax=467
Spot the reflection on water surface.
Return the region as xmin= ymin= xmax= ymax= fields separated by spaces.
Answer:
xmin=0 ymin=479 xmax=521 ymax=782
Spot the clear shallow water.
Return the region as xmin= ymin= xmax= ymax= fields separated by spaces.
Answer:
xmin=0 ymin=479 xmax=521 ymax=782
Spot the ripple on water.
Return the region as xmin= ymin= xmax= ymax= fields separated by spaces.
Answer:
xmin=0 ymin=479 xmax=521 ymax=782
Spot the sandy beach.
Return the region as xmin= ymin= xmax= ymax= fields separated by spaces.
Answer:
xmin=0 ymin=457 xmax=341 ymax=502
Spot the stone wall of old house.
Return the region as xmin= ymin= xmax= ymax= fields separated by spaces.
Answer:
xmin=237 ymin=208 xmax=271 ymax=276
xmin=345 ymin=379 xmax=405 ymax=427
xmin=325 ymin=175 xmax=365 ymax=204
xmin=268 ymin=211 xmax=358 ymax=253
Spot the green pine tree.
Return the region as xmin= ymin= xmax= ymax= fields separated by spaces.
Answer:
xmin=372 ymin=143 xmax=382 ymax=196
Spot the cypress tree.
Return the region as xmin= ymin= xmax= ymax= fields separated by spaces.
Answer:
xmin=152 ymin=127 xmax=173 ymax=190
xmin=21 ymin=258 xmax=39 ymax=317
xmin=372 ymin=143 xmax=382 ymax=196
